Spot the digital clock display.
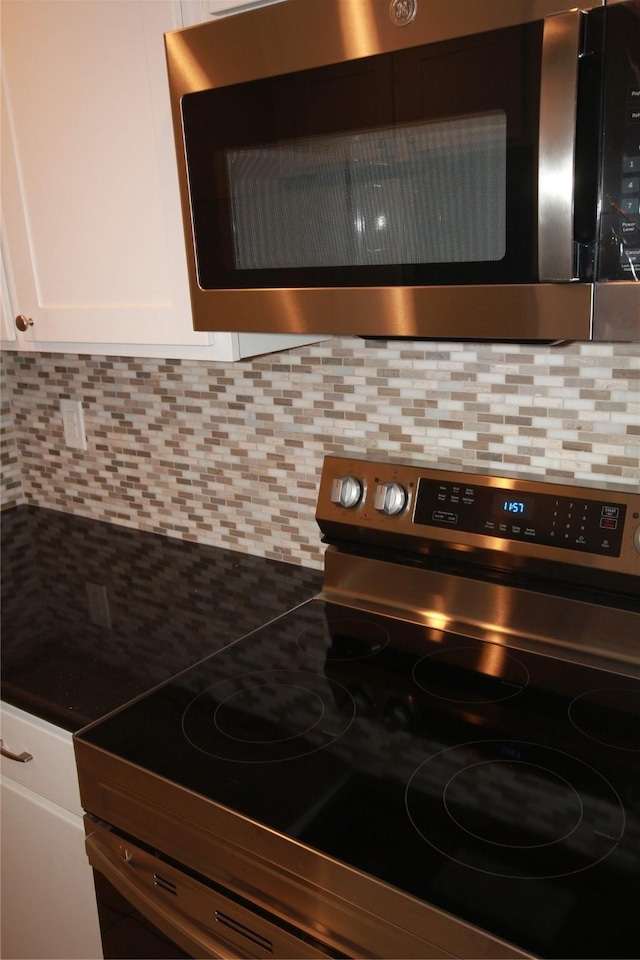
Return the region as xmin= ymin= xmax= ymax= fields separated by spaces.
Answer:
xmin=503 ymin=500 xmax=527 ymax=514
xmin=491 ymin=493 xmax=534 ymax=520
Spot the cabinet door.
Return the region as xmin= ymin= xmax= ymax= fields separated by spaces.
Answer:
xmin=0 ymin=705 xmax=103 ymax=958
xmin=0 ymin=777 xmax=103 ymax=960
xmin=1 ymin=0 xmax=324 ymax=360
xmin=1 ymin=0 xmax=201 ymax=347
xmin=1 ymin=246 xmax=17 ymax=344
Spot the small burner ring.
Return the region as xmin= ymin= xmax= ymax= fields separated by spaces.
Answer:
xmin=444 ymin=760 xmax=584 ymax=849
xmin=413 ymin=645 xmax=529 ymax=704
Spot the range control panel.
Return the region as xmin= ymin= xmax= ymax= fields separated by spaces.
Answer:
xmin=414 ymin=478 xmax=626 ymax=557
xmin=317 ymin=456 xmax=640 ymax=577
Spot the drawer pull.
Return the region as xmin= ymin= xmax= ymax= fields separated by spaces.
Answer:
xmin=0 ymin=739 xmax=33 ymax=763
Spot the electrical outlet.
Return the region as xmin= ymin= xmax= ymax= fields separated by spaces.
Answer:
xmin=86 ymin=582 xmax=112 ymax=630
xmin=60 ymin=398 xmax=87 ymax=450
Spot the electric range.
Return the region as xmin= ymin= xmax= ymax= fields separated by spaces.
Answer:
xmin=74 ymin=455 xmax=640 ymax=959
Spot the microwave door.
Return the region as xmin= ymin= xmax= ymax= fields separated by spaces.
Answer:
xmin=179 ymin=18 xmax=543 ymax=293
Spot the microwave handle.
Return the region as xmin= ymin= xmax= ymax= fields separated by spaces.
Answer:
xmin=538 ymin=9 xmax=582 ymax=282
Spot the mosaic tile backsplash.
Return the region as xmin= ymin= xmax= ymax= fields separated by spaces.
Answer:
xmin=2 ymin=339 xmax=639 ymax=570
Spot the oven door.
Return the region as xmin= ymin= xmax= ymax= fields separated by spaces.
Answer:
xmin=166 ymin=0 xmax=604 ymax=339
xmin=84 ymin=817 xmax=341 ymax=960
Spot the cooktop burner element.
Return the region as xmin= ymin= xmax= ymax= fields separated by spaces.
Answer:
xmin=568 ymin=688 xmax=640 ymax=751
xmin=405 ymin=739 xmax=625 ymax=879
xmin=412 ymin=644 xmax=530 ymax=703
xmin=182 ymin=669 xmax=356 ymax=762
xmin=75 ymin=456 xmax=640 ymax=960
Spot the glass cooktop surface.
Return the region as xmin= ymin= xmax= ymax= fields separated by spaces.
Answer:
xmin=78 ymin=598 xmax=640 ymax=959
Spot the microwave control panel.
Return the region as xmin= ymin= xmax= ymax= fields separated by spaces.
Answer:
xmin=597 ymin=0 xmax=640 ymax=279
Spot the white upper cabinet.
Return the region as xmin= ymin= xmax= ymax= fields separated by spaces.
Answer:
xmin=180 ymin=0 xmax=284 ymax=27
xmin=0 ymin=0 xmax=325 ymax=361
xmin=0 ymin=248 xmax=17 ymax=345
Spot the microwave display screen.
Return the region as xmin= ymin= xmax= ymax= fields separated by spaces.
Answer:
xmin=226 ymin=113 xmax=506 ymax=271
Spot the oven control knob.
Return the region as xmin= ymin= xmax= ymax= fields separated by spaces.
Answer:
xmin=330 ymin=475 xmax=363 ymax=509
xmin=374 ymin=481 xmax=407 ymax=516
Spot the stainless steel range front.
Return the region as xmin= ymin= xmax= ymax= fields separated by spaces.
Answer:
xmin=74 ymin=456 xmax=640 ymax=960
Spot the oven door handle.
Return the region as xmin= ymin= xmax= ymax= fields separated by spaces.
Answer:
xmin=85 ymin=825 xmax=336 ymax=960
xmin=85 ymin=829 xmax=229 ymax=960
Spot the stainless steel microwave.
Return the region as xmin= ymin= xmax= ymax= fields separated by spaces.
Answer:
xmin=165 ymin=0 xmax=640 ymax=342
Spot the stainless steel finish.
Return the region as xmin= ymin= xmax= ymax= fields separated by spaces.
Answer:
xmin=165 ymin=0 xmax=639 ymax=343
xmin=374 ymin=481 xmax=408 ymax=516
xmin=317 ymin=456 xmax=640 ymax=580
xmin=593 ymin=282 xmax=640 ymax=340
xmin=186 ymin=283 xmax=596 ymax=340
xmin=321 ymin=548 xmax=640 ymax=676
xmin=15 ymin=315 xmax=33 ymax=332
xmin=330 ymin=475 xmax=363 ymax=509
xmin=0 ymin=739 xmax=33 ymax=763
xmin=85 ymin=820 xmax=336 ymax=960
xmin=75 ymin=751 xmax=527 ymax=960
xmin=317 ymin=456 xmax=640 ymax=673
xmin=166 ymin=0 xmax=600 ymax=91
xmin=538 ymin=10 xmax=582 ymax=282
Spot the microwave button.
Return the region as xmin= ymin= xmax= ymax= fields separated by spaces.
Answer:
xmin=627 ymin=108 xmax=640 ymax=124
xmin=622 ymin=156 xmax=640 ymax=173
xmin=621 ymin=176 xmax=639 ymax=194
xmin=621 ymin=198 xmax=639 ymax=216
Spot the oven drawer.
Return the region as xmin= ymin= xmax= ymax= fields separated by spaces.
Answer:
xmin=85 ymin=817 xmax=344 ymax=960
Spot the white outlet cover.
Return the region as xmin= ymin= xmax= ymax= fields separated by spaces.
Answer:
xmin=60 ymin=398 xmax=87 ymax=450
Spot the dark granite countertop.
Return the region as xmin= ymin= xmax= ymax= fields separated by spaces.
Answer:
xmin=1 ymin=506 xmax=323 ymax=732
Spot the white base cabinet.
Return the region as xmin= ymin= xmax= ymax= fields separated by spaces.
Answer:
xmin=0 ymin=703 xmax=103 ymax=960
xmin=0 ymin=0 xmax=327 ymax=362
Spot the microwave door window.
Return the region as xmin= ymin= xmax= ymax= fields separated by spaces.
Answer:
xmin=227 ymin=143 xmax=354 ymax=269
xmin=182 ymin=21 xmax=541 ymax=289
xmin=347 ymin=114 xmax=507 ymax=266
xmin=408 ymin=113 xmax=506 ymax=264
xmin=226 ymin=114 xmax=506 ymax=272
